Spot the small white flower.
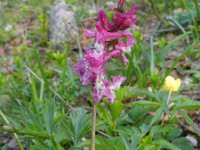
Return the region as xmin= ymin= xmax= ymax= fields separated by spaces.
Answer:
xmin=4 ymin=24 xmax=13 ymax=31
xmin=148 ymin=87 xmax=152 ymax=92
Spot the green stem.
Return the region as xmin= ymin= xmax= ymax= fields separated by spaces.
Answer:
xmin=166 ymin=91 xmax=172 ymax=105
xmin=91 ymin=102 xmax=97 ymax=150
xmin=33 ymin=48 xmax=50 ymax=99
xmin=112 ymin=120 xmax=116 ymax=136
xmin=0 ymin=128 xmax=50 ymax=139
xmin=150 ymin=35 xmax=154 ymax=76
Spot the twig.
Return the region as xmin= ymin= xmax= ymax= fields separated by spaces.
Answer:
xmin=97 ymin=131 xmax=111 ymax=138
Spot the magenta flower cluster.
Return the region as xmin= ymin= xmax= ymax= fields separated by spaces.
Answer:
xmin=73 ymin=0 xmax=138 ymax=104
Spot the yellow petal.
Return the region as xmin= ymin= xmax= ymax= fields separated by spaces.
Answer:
xmin=164 ymin=76 xmax=175 ymax=91
xmin=172 ymin=79 xmax=181 ymax=92
xmin=163 ymin=76 xmax=181 ymax=92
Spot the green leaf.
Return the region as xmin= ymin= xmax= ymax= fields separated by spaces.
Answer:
xmin=172 ymin=137 xmax=193 ymax=150
xmin=140 ymin=124 xmax=150 ymax=135
xmin=50 ymin=136 xmax=63 ymax=150
xmin=119 ymin=132 xmax=140 ymax=150
xmin=53 ymin=112 xmax=65 ymax=127
xmin=43 ymin=100 xmax=55 ymax=134
xmin=116 ymin=126 xmax=140 ymax=136
xmin=155 ymin=139 xmax=181 ymax=150
xmin=96 ymin=136 xmax=126 ymax=150
xmin=116 ymin=87 xmax=128 ymax=101
xmin=142 ymin=136 xmax=153 ymax=145
xmin=97 ymin=104 xmax=112 ymax=126
xmin=136 ymin=135 xmax=159 ymax=150
xmin=179 ymin=110 xmax=200 ymax=136
xmin=0 ymin=128 xmax=49 ymax=139
xmin=31 ymin=143 xmax=50 ymax=150
xmin=126 ymin=100 xmax=160 ymax=107
xmin=166 ymin=127 xmax=182 ymax=140
xmin=130 ymin=135 xmax=140 ymax=150
xmin=128 ymin=107 xmax=153 ymax=124
xmin=129 ymin=90 xmax=160 ymax=101
xmin=150 ymin=125 xmax=175 ymax=136
xmin=109 ymin=100 xmax=124 ymax=121
xmin=120 ymin=133 xmax=131 ymax=150
xmin=150 ymin=106 xmax=164 ymax=126
xmin=63 ymin=108 xmax=91 ymax=145
xmin=176 ymin=101 xmax=200 ymax=110
xmin=77 ymin=139 xmax=90 ymax=149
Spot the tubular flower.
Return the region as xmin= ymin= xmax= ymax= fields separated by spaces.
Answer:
xmin=93 ymin=75 xmax=126 ymax=104
xmin=85 ymin=25 xmax=136 ymax=64
xmin=163 ymin=76 xmax=181 ymax=92
xmin=97 ymin=5 xmax=138 ymax=32
xmin=73 ymin=0 xmax=138 ymax=103
xmin=73 ymin=59 xmax=105 ymax=85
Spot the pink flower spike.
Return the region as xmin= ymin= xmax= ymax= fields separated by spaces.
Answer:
xmin=73 ymin=0 xmax=138 ymax=104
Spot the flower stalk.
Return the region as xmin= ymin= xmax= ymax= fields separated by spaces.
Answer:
xmin=91 ymin=102 xmax=97 ymax=150
xmin=166 ymin=90 xmax=172 ymax=105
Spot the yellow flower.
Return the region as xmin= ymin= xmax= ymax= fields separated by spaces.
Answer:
xmin=163 ymin=76 xmax=181 ymax=92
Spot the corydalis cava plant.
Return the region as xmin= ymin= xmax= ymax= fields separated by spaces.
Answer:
xmin=73 ymin=0 xmax=138 ymax=104
xmin=73 ymin=0 xmax=138 ymax=149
